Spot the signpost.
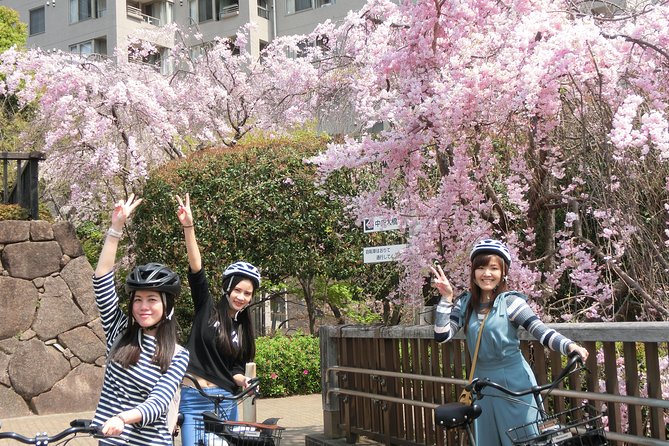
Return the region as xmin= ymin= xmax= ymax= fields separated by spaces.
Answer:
xmin=363 ymin=216 xmax=400 ymax=233
xmin=362 ymin=215 xmax=405 ymax=263
xmin=363 ymin=244 xmax=408 ymax=264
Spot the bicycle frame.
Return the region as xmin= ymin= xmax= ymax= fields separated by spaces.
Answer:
xmin=182 ymin=373 xmax=261 ymax=419
xmin=435 ymin=352 xmax=607 ymax=446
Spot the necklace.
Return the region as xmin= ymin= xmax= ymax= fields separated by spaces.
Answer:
xmin=479 ymin=300 xmax=494 ymax=308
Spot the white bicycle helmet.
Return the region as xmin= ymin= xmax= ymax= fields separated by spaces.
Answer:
xmin=470 ymin=239 xmax=512 ymax=266
xmin=222 ymin=261 xmax=261 ymax=291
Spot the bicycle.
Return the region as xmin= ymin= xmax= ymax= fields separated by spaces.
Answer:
xmin=0 ymin=418 xmax=115 ymax=445
xmin=434 ymin=352 xmax=607 ymax=445
xmin=181 ymin=373 xmax=284 ymax=446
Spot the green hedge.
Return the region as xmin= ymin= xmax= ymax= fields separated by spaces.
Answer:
xmin=0 ymin=203 xmax=53 ymax=221
xmin=255 ymin=333 xmax=321 ymax=397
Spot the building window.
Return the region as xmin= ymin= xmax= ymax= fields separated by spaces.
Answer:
xmin=70 ymin=40 xmax=93 ymax=55
xmin=286 ymin=0 xmax=312 ymax=14
xmin=29 ymin=7 xmax=46 ymax=36
xmin=69 ymin=37 xmax=107 ymax=56
xmin=257 ymin=0 xmax=269 ymax=18
xmin=70 ymin=0 xmax=91 ymax=23
xmin=198 ymin=0 xmax=213 ymax=22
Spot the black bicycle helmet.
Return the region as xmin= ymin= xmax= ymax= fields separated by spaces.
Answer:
xmin=125 ymin=262 xmax=182 ymax=296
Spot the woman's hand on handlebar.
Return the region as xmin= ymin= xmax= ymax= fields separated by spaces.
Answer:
xmin=101 ymin=415 xmax=125 ymax=437
xmin=568 ymin=343 xmax=589 ymax=362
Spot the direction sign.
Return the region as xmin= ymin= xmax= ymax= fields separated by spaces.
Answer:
xmin=363 ymin=216 xmax=400 ymax=233
xmin=363 ymin=244 xmax=407 ymax=264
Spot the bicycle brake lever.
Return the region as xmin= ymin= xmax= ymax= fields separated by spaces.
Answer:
xmin=465 ymin=378 xmax=479 ymax=392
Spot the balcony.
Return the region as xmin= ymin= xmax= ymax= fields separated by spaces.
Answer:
xmin=219 ymin=4 xmax=240 ymax=19
xmin=127 ymin=5 xmax=161 ymax=26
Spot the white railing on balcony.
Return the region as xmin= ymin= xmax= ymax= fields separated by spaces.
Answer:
xmin=219 ymin=4 xmax=240 ymax=19
xmin=127 ymin=5 xmax=161 ymax=26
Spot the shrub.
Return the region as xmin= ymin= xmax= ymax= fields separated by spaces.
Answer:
xmin=255 ymin=333 xmax=321 ymax=397
xmin=0 ymin=203 xmax=28 ymax=220
xmin=0 ymin=203 xmax=53 ymax=222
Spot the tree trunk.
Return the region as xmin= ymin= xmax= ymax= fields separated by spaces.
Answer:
xmin=298 ymin=275 xmax=317 ymax=334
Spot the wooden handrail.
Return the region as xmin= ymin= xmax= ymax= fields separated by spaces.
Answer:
xmin=319 ymin=322 xmax=669 ymax=445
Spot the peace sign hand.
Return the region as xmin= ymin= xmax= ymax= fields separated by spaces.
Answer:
xmin=429 ymin=264 xmax=454 ymax=302
xmin=175 ymin=193 xmax=194 ymax=227
xmin=110 ymin=193 xmax=143 ymax=230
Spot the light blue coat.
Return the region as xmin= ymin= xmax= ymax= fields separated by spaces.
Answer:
xmin=459 ymin=292 xmax=541 ymax=445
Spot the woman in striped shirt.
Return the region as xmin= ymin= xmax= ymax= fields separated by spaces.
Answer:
xmin=92 ymin=194 xmax=189 ymax=445
xmin=431 ymin=239 xmax=589 ymax=446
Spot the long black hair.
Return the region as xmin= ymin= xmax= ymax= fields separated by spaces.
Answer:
xmin=109 ymin=291 xmax=178 ymax=373
xmin=209 ymin=275 xmax=256 ymax=363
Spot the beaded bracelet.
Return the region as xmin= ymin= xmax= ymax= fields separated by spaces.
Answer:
xmin=107 ymin=228 xmax=123 ymax=238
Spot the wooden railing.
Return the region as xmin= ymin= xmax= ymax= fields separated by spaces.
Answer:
xmin=319 ymin=322 xmax=669 ymax=446
xmin=1 ymin=152 xmax=45 ymax=220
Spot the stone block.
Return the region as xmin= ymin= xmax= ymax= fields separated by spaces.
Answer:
xmin=0 ymin=276 xmax=39 ymax=339
xmin=33 ymin=276 xmax=88 ymax=340
xmin=8 ymin=338 xmax=71 ymax=399
xmin=31 ymin=364 xmax=103 ymax=415
xmin=0 ymin=386 xmax=31 ymax=418
xmin=0 ymin=221 xmax=30 ymax=244
xmin=58 ymin=326 xmax=106 ymax=364
xmin=53 ymin=222 xmax=84 ymax=258
xmin=30 ymin=221 xmax=54 ymax=241
xmin=0 ymin=350 xmax=9 ymax=386
xmin=0 ymin=337 xmax=19 ymax=354
xmin=2 ymin=241 xmax=62 ymax=280
xmin=61 ymin=256 xmax=98 ymax=319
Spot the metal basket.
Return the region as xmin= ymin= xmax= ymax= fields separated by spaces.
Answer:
xmin=506 ymin=404 xmax=607 ymax=446
xmin=195 ymin=417 xmax=285 ymax=446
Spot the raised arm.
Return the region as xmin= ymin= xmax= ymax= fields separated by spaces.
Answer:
xmin=95 ymin=194 xmax=143 ymax=278
xmin=176 ymin=193 xmax=202 ymax=274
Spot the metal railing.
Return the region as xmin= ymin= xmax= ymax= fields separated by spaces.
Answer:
xmin=219 ymin=4 xmax=240 ymax=19
xmin=319 ymin=322 xmax=669 ymax=445
xmin=126 ymin=5 xmax=161 ymax=26
xmin=1 ymin=152 xmax=45 ymax=220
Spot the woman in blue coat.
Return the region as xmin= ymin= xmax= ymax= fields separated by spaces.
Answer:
xmin=431 ymin=239 xmax=589 ymax=446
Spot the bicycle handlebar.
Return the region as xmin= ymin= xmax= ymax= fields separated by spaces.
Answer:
xmin=0 ymin=420 xmax=106 ymax=444
xmin=465 ymin=351 xmax=584 ymax=398
xmin=182 ymin=373 xmax=261 ymax=402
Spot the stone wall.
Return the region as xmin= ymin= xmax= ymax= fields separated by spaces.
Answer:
xmin=0 ymin=220 xmax=105 ymax=418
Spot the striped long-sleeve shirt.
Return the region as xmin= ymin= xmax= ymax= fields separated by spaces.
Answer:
xmin=434 ymin=291 xmax=573 ymax=355
xmin=92 ymin=271 xmax=189 ymax=446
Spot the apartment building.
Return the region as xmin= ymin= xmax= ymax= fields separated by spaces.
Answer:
xmin=1 ymin=0 xmax=367 ymax=68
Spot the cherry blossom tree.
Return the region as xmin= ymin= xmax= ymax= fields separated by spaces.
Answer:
xmin=309 ymin=0 xmax=669 ymax=322
xmin=0 ymin=24 xmax=320 ymax=222
xmin=1 ymin=0 xmax=668 ymax=324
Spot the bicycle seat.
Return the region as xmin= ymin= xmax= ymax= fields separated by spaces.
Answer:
xmin=434 ymin=403 xmax=482 ymax=429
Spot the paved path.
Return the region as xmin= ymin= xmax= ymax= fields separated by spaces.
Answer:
xmin=0 ymin=394 xmax=324 ymax=446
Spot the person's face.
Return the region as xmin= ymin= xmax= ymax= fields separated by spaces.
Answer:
xmin=474 ymin=256 xmax=504 ymax=294
xmin=132 ymin=290 xmax=164 ymax=329
xmin=227 ymin=279 xmax=254 ymax=316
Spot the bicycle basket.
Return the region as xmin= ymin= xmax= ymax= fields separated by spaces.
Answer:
xmin=506 ymin=404 xmax=607 ymax=446
xmin=196 ymin=416 xmax=285 ymax=446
